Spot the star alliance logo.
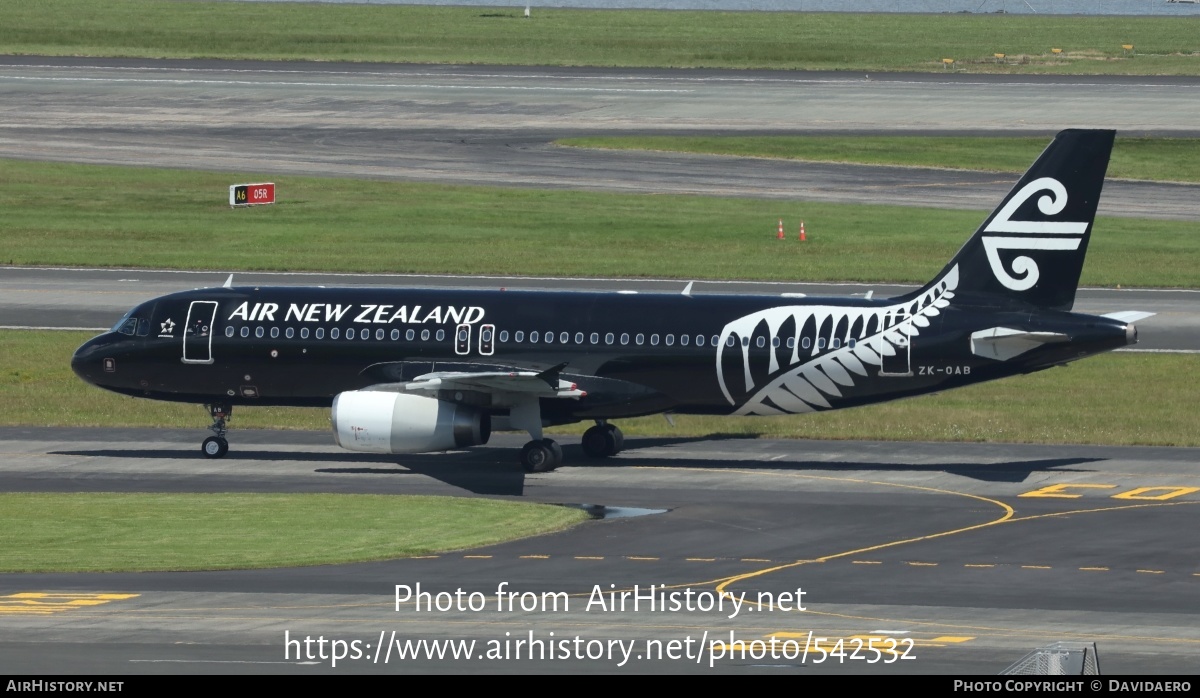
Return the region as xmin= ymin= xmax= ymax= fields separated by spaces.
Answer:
xmin=159 ymin=318 xmax=175 ymax=337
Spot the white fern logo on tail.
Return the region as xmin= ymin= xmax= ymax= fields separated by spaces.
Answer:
xmin=981 ymin=177 xmax=1089 ymax=291
xmin=716 ymin=266 xmax=959 ymax=415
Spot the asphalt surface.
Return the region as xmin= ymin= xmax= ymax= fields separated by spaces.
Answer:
xmin=2 ymin=428 xmax=1199 ymax=674
xmin=0 ymin=58 xmax=1198 ymax=218
xmin=1 ymin=57 xmax=1198 ymax=676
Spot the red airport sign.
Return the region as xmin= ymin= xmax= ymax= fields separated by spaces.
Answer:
xmin=229 ymin=182 xmax=276 ymax=207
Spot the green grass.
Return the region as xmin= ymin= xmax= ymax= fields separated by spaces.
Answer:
xmin=1 ymin=159 xmax=1196 ymax=288
xmin=0 ymin=492 xmax=588 ymax=572
xmin=7 ymin=331 xmax=1198 ymax=447
xmin=558 ymin=136 xmax=1200 ymax=184
xmin=2 ymin=2 xmax=1198 ymax=75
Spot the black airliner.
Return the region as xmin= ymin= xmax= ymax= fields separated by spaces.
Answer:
xmin=73 ymin=129 xmax=1150 ymax=472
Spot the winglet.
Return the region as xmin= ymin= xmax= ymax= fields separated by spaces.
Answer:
xmin=535 ymin=362 xmax=569 ymax=387
xmin=682 ymin=281 xmax=694 ymax=297
xmin=223 ymin=274 xmax=234 ymax=289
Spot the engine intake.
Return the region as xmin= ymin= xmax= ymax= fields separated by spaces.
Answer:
xmin=332 ymin=391 xmax=490 ymax=454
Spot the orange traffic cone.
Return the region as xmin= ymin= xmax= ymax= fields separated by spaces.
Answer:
xmin=799 ymin=220 xmax=807 ymax=242
xmin=777 ymin=219 xmax=785 ymax=240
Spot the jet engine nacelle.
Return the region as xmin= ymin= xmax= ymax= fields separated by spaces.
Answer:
xmin=332 ymin=390 xmax=490 ymax=454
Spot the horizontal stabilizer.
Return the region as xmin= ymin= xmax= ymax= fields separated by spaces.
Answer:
xmin=1101 ymin=311 xmax=1156 ymax=324
xmin=970 ymin=327 xmax=1069 ymax=362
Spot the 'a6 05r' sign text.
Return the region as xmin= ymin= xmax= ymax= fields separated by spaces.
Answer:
xmin=229 ymin=183 xmax=276 ymax=207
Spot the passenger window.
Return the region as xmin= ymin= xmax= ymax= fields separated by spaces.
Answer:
xmin=832 ymin=338 xmax=841 ymax=349
xmin=695 ymin=335 xmax=704 ymax=347
xmin=530 ymin=331 xmax=539 ymax=343
xmin=742 ymin=337 xmax=750 ymax=348
xmin=316 ymin=328 xmax=325 ymax=339
xmin=515 ymin=331 xmax=525 ymax=343
xmin=849 ymin=338 xmax=857 ymax=348
xmin=605 ymin=333 xmax=614 ymax=345
xmin=300 ymin=328 xmax=309 ymax=339
xmin=255 ymin=326 xmax=264 ymax=338
xmin=331 ymin=328 xmax=340 ymax=340
xmin=650 ymin=334 xmax=659 ymax=346
xmin=286 ymin=327 xmax=295 ymax=339
xmin=771 ymin=337 xmax=780 ymax=348
xmin=225 ymin=326 xmax=235 ymax=338
xmin=270 ymin=327 xmax=280 ymax=339
xmin=756 ymin=337 xmax=765 ymax=348
xmin=406 ymin=329 xmax=415 ymax=341
xmin=436 ymin=329 xmax=445 ymax=341
xmin=560 ymin=331 xmax=569 ymax=344
xmin=802 ymin=337 xmax=811 ymax=349
xmin=499 ymin=330 xmax=509 ymax=343
xmin=787 ymin=337 xmax=795 ymax=348
xmin=377 ymin=329 xmax=385 ymax=340
xmin=817 ymin=337 xmax=826 ymax=349
xmin=420 ymin=329 xmax=430 ymax=341
xmin=620 ymin=333 xmax=629 ymax=345
xmin=391 ymin=329 xmax=400 ymax=340
xmin=635 ymin=334 xmax=644 ymax=346
xmin=347 ymin=328 xmax=355 ymax=340
xmin=590 ymin=332 xmax=599 ymax=344
xmin=712 ymin=335 xmax=720 ymax=347
xmin=665 ymin=335 xmax=674 ymax=346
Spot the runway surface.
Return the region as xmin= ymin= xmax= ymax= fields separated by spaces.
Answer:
xmin=2 ymin=56 xmax=1199 ymax=676
xmin=1 ymin=57 xmax=1199 ymax=219
xmin=2 ymin=427 xmax=1199 ymax=674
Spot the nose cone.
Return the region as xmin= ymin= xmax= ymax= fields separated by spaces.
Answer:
xmin=72 ymin=334 xmax=109 ymax=387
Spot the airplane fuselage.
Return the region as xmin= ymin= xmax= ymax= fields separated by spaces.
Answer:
xmin=72 ymin=280 xmax=1132 ymax=427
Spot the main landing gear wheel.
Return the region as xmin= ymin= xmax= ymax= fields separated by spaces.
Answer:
xmin=201 ymin=403 xmax=232 ymax=459
xmin=201 ymin=436 xmax=229 ymax=459
xmin=581 ymin=423 xmax=624 ymax=459
xmin=520 ymin=439 xmax=562 ymax=473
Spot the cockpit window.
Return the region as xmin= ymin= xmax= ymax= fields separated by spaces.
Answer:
xmin=136 ymin=319 xmax=150 ymax=337
xmin=114 ymin=318 xmax=138 ymax=336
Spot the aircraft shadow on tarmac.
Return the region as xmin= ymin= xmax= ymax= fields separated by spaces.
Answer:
xmin=52 ymin=434 xmax=1104 ymax=496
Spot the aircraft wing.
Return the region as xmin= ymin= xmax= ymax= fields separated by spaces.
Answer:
xmin=403 ymin=369 xmax=586 ymax=399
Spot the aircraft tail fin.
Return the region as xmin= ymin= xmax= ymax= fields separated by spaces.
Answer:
xmin=922 ymin=129 xmax=1115 ymax=312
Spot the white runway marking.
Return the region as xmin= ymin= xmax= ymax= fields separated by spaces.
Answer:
xmin=0 ymin=74 xmax=693 ymax=93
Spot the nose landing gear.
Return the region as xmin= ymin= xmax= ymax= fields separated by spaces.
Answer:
xmin=201 ymin=404 xmax=231 ymax=458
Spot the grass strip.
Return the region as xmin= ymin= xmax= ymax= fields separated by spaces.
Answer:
xmin=1 ymin=159 xmax=1196 ymax=288
xmin=558 ymin=136 xmax=1200 ymax=184
xmin=7 ymin=331 xmax=1197 ymax=447
xmin=0 ymin=492 xmax=587 ymax=572
xmin=3 ymin=2 xmax=1199 ymax=75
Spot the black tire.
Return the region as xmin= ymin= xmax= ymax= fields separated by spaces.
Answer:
xmin=542 ymin=439 xmax=563 ymax=469
xmin=582 ymin=426 xmax=616 ymax=458
xmin=520 ymin=441 xmax=554 ymax=473
xmin=201 ymin=436 xmax=228 ymax=459
xmin=604 ymin=424 xmax=624 ymax=455
xmin=580 ymin=426 xmax=609 ymax=460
